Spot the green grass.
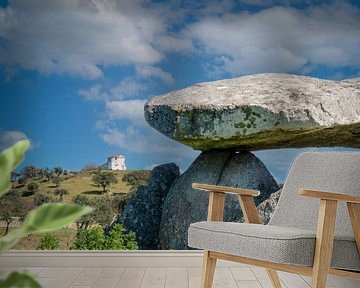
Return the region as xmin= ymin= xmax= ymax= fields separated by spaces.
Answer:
xmin=13 ymin=170 xmax=139 ymax=203
xmin=1 ymin=227 xmax=77 ymax=250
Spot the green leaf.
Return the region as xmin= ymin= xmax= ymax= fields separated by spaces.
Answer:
xmin=0 ymin=271 xmax=41 ymax=288
xmin=0 ymin=204 xmax=92 ymax=251
xmin=0 ymin=140 xmax=30 ymax=196
xmin=21 ymin=203 xmax=92 ymax=234
xmin=0 ymin=228 xmax=23 ymax=251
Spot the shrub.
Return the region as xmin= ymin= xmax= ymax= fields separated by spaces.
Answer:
xmin=73 ymin=226 xmax=105 ymax=250
xmin=26 ymin=181 xmax=39 ymax=195
xmin=122 ymin=170 xmax=150 ymax=191
xmin=73 ymin=224 xmax=138 ymax=250
xmin=52 ymin=176 xmax=61 ymax=187
xmin=112 ymin=193 xmax=131 ymax=214
xmin=33 ymin=191 xmax=53 ymax=206
xmin=37 ymin=234 xmax=60 ymax=250
xmin=54 ymin=188 xmax=69 ymax=201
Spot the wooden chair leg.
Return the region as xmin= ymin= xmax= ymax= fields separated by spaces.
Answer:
xmin=312 ymin=200 xmax=337 ymax=288
xmin=201 ymin=250 xmax=217 ymax=288
xmin=266 ymin=269 xmax=282 ymax=288
xmin=347 ymin=202 xmax=360 ymax=254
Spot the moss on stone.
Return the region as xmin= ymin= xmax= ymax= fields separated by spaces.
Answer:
xmin=174 ymin=123 xmax=360 ymax=151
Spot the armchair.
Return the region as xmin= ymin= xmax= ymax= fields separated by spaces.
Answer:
xmin=188 ymin=152 xmax=360 ymax=288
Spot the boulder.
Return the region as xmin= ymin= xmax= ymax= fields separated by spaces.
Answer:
xmin=257 ymin=188 xmax=282 ymax=225
xmin=145 ymin=73 xmax=360 ymax=150
xmin=119 ymin=163 xmax=180 ymax=249
xmin=159 ymin=151 xmax=279 ymax=249
xmin=240 ymin=188 xmax=282 ymax=225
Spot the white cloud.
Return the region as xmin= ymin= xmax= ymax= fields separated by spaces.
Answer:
xmin=100 ymin=126 xmax=198 ymax=159
xmin=2 ymin=1 xmax=359 ymax=81
xmin=136 ymin=65 xmax=174 ymax=85
xmin=0 ymin=130 xmax=29 ymax=151
xmin=105 ymin=99 xmax=147 ymax=126
xmin=239 ymin=0 xmax=325 ymax=6
xmin=78 ymin=78 xmax=146 ymax=102
xmin=144 ymin=163 xmax=160 ymax=170
xmin=78 ymin=84 xmax=107 ymax=101
xmin=0 ymin=0 xmax=185 ymax=79
xmin=255 ymin=146 xmax=359 ymax=183
xmin=110 ymin=78 xmax=147 ymax=99
xmin=184 ymin=2 xmax=360 ymax=76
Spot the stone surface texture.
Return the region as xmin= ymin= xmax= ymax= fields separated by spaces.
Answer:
xmin=159 ymin=151 xmax=279 ymax=249
xmin=119 ymin=163 xmax=180 ymax=249
xmin=145 ymin=73 xmax=360 ymax=150
xmin=240 ymin=188 xmax=282 ymax=225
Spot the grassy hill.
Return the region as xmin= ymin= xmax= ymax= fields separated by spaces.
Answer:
xmin=14 ymin=170 xmax=144 ymax=203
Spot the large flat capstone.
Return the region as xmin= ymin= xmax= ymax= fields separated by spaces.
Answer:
xmin=144 ymin=73 xmax=360 ymax=150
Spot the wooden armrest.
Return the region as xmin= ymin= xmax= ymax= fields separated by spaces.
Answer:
xmin=192 ymin=183 xmax=260 ymax=197
xmin=299 ymin=189 xmax=360 ymax=204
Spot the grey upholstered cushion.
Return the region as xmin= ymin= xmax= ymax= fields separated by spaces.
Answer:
xmin=188 ymin=221 xmax=360 ymax=271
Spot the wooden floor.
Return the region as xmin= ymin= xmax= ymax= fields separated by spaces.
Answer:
xmin=1 ymin=251 xmax=359 ymax=288
xmin=3 ymin=266 xmax=360 ymax=288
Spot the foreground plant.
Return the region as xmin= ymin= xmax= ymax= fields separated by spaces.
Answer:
xmin=0 ymin=140 xmax=92 ymax=288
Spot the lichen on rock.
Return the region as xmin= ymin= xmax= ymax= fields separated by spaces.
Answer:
xmin=145 ymin=73 xmax=360 ymax=150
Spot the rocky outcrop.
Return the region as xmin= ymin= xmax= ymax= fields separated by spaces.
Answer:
xmin=119 ymin=163 xmax=180 ymax=249
xmin=145 ymin=73 xmax=360 ymax=150
xmin=257 ymin=188 xmax=282 ymax=225
xmin=159 ymin=151 xmax=279 ymax=249
xmin=240 ymin=188 xmax=282 ymax=225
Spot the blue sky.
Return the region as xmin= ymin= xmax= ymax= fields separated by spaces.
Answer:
xmin=0 ymin=0 xmax=359 ymax=182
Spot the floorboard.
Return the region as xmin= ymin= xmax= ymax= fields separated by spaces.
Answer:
xmin=2 ymin=258 xmax=360 ymax=288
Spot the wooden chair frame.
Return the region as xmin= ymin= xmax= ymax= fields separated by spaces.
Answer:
xmin=192 ymin=183 xmax=360 ymax=288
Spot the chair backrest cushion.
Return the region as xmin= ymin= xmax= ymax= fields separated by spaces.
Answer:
xmin=269 ymin=152 xmax=360 ymax=238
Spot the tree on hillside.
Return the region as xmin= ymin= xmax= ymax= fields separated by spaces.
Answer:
xmin=81 ymin=163 xmax=98 ymax=172
xmin=52 ymin=176 xmax=61 ymax=187
xmin=17 ymin=177 xmax=28 ymax=187
xmin=11 ymin=172 xmax=21 ymax=182
xmin=34 ymin=192 xmax=53 ymax=206
xmin=92 ymin=196 xmax=114 ymax=229
xmin=72 ymin=194 xmax=91 ymax=206
xmin=112 ymin=193 xmax=131 ymax=215
xmin=37 ymin=168 xmax=44 ymax=179
xmin=43 ymin=167 xmax=54 ymax=181
xmin=72 ymin=195 xmax=114 ymax=230
xmin=92 ymin=171 xmax=118 ymax=193
xmin=72 ymin=195 xmax=93 ymax=229
xmin=53 ymin=166 xmax=63 ymax=176
xmin=0 ymin=190 xmax=26 ymax=235
xmin=27 ymin=181 xmax=39 ymax=195
xmin=122 ymin=170 xmax=150 ymax=191
xmin=54 ymin=188 xmax=69 ymax=201
xmin=22 ymin=165 xmax=38 ymax=179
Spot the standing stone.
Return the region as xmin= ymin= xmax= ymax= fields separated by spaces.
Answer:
xmin=218 ymin=151 xmax=280 ymax=222
xmin=119 ymin=163 xmax=179 ymax=249
xmin=159 ymin=151 xmax=232 ymax=250
xmin=159 ymin=151 xmax=279 ymax=249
